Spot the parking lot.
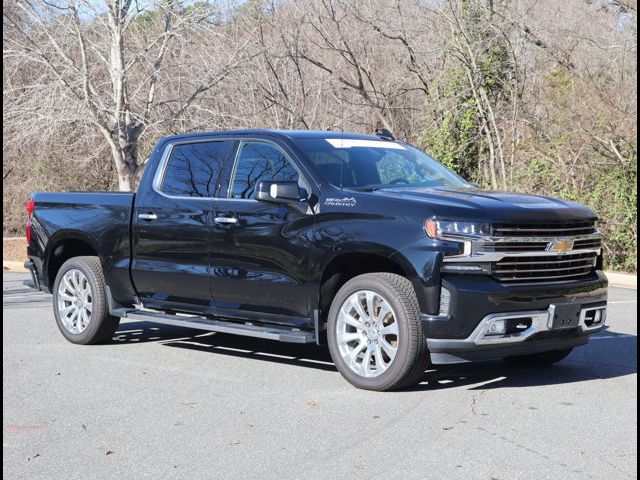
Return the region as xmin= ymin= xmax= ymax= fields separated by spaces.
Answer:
xmin=3 ymin=271 xmax=637 ymax=479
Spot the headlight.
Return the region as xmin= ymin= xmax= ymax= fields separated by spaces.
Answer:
xmin=424 ymin=220 xmax=491 ymax=239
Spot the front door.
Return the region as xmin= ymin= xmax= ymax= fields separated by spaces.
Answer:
xmin=131 ymin=139 xmax=234 ymax=310
xmin=209 ymin=140 xmax=314 ymax=325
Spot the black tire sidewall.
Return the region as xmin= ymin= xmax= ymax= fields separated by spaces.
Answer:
xmin=327 ymin=274 xmax=421 ymax=390
xmin=52 ymin=257 xmax=109 ymax=345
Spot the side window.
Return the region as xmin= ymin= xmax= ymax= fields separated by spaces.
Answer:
xmin=161 ymin=141 xmax=232 ymax=197
xmin=229 ymin=142 xmax=299 ymax=199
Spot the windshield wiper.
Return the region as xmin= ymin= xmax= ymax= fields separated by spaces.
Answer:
xmin=346 ymin=186 xmax=386 ymax=192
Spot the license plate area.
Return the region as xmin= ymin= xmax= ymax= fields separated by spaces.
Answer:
xmin=549 ymin=303 xmax=582 ymax=330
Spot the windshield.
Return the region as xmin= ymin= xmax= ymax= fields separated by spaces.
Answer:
xmin=292 ymin=138 xmax=469 ymax=191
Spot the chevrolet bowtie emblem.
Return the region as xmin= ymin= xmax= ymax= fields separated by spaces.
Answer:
xmin=547 ymin=239 xmax=575 ymax=253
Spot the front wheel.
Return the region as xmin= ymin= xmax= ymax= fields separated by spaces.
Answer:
xmin=327 ymin=273 xmax=430 ymax=391
xmin=52 ymin=256 xmax=120 ymax=345
xmin=504 ymin=348 xmax=574 ymax=366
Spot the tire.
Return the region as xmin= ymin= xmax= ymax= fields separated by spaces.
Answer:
xmin=52 ymin=256 xmax=120 ymax=345
xmin=504 ymin=348 xmax=573 ymax=366
xmin=327 ymin=273 xmax=429 ymax=391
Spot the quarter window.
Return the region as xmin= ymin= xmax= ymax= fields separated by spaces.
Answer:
xmin=161 ymin=141 xmax=232 ymax=197
xmin=229 ymin=142 xmax=299 ymax=199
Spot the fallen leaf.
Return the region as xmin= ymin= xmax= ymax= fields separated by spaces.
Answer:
xmin=307 ymin=400 xmax=319 ymax=407
xmin=229 ymin=440 xmax=241 ymax=445
xmin=355 ymin=464 xmax=364 ymax=470
xmin=182 ymin=401 xmax=198 ymax=408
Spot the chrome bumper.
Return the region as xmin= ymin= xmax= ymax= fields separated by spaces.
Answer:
xmin=467 ymin=304 xmax=607 ymax=345
xmin=427 ymin=302 xmax=607 ymax=355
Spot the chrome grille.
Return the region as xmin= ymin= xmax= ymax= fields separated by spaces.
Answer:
xmin=492 ymin=252 xmax=598 ymax=283
xmin=492 ymin=221 xmax=597 ymax=237
xmin=574 ymin=238 xmax=603 ymax=249
xmin=481 ymin=241 xmax=549 ymax=252
xmin=480 ymin=237 xmax=602 ymax=253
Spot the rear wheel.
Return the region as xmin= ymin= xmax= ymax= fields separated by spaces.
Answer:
xmin=327 ymin=273 xmax=429 ymax=391
xmin=52 ymin=256 xmax=120 ymax=345
xmin=504 ymin=348 xmax=573 ymax=366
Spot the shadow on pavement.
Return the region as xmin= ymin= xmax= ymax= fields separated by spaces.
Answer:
xmin=2 ymin=276 xmax=51 ymax=308
xmin=4 ymin=272 xmax=635 ymax=391
xmin=112 ymin=320 xmax=336 ymax=371
xmin=112 ymin=321 xmax=636 ymax=388
xmin=411 ymin=330 xmax=636 ymax=392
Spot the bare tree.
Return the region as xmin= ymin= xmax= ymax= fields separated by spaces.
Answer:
xmin=2 ymin=0 xmax=637 ymax=270
xmin=295 ymin=0 xmax=414 ymax=135
xmin=4 ymin=0 xmax=257 ymax=190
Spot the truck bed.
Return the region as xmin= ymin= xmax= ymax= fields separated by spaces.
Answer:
xmin=28 ymin=192 xmax=136 ymax=303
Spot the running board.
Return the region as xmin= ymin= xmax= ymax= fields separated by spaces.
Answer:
xmin=122 ymin=310 xmax=316 ymax=344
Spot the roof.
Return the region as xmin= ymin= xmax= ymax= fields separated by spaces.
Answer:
xmin=160 ymin=129 xmax=386 ymax=142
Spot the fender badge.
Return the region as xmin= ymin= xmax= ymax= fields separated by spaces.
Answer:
xmin=325 ymin=197 xmax=357 ymax=207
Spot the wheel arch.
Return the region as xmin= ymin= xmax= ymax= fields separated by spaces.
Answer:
xmin=315 ymin=246 xmax=419 ymax=323
xmin=44 ymin=231 xmax=102 ymax=289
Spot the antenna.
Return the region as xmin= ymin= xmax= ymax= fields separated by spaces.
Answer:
xmin=375 ymin=128 xmax=395 ymax=141
xmin=340 ymin=88 xmax=345 ymax=188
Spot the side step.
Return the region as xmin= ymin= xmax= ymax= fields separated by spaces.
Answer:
xmin=122 ymin=310 xmax=316 ymax=344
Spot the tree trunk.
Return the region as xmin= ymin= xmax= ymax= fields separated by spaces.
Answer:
xmin=107 ymin=136 xmax=138 ymax=192
xmin=117 ymin=169 xmax=134 ymax=192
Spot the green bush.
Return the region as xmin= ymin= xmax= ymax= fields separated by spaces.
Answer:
xmin=513 ymin=159 xmax=637 ymax=272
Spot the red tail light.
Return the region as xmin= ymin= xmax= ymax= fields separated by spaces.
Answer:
xmin=25 ymin=198 xmax=35 ymax=245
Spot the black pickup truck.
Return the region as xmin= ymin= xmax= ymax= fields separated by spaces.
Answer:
xmin=24 ymin=129 xmax=608 ymax=390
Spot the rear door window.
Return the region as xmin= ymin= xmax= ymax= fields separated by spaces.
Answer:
xmin=161 ymin=141 xmax=233 ymax=197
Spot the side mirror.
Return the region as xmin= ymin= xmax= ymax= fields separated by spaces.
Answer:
xmin=256 ymin=180 xmax=303 ymax=205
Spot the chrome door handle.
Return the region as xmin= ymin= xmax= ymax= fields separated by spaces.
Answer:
xmin=138 ymin=213 xmax=158 ymax=221
xmin=214 ymin=216 xmax=238 ymax=225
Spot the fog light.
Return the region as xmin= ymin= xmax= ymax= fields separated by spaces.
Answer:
xmin=486 ymin=319 xmax=507 ymax=336
xmin=593 ymin=310 xmax=602 ymax=324
xmin=439 ymin=287 xmax=451 ymax=316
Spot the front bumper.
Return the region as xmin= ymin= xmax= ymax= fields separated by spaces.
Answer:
xmin=422 ymin=271 xmax=608 ymax=364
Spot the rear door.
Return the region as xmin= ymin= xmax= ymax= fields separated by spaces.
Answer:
xmin=209 ymin=139 xmax=315 ymax=324
xmin=131 ymin=139 xmax=235 ymax=310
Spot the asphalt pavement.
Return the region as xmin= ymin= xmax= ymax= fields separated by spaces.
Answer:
xmin=3 ymin=271 xmax=637 ymax=480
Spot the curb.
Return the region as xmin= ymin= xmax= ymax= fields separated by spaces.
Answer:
xmin=604 ymin=271 xmax=637 ymax=289
xmin=3 ymin=260 xmax=26 ymax=272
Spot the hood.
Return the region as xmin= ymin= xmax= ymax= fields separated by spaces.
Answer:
xmin=371 ymin=187 xmax=597 ymax=223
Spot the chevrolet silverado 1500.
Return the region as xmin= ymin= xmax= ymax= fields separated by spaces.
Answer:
xmin=24 ymin=130 xmax=608 ymax=390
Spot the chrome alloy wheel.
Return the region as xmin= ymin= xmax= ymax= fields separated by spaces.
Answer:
xmin=335 ymin=290 xmax=399 ymax=378
xmin=57 ymin=269 xmax=93 ymax=334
